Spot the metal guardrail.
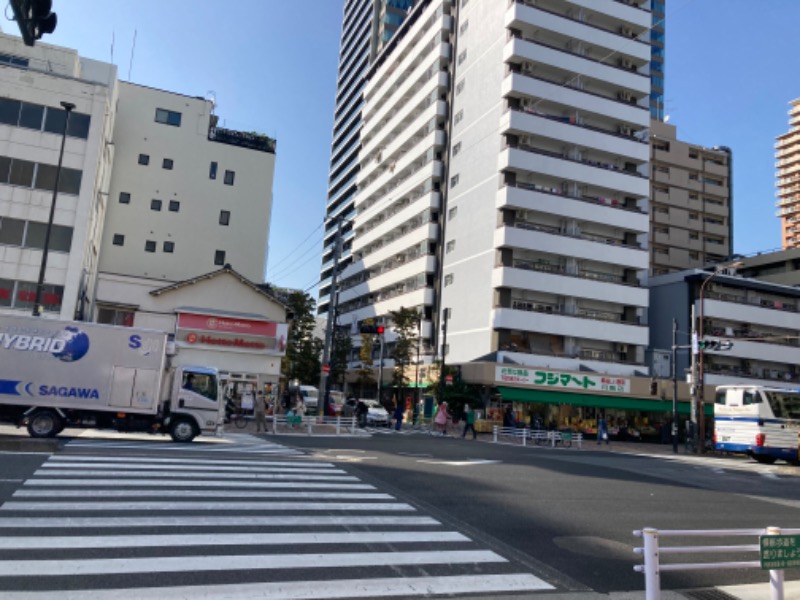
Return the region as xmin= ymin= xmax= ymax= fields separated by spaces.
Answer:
xmin=492 ymin=426 xmax=583 ymax=449
xmin=633 ymin=527 xmax=800 ymax=600
xmin=269 ymin=415 xmax=358 ymax=436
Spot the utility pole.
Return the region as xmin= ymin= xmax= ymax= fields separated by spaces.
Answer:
xmin=438 ymin=308 xmax=449 ymax=402
xmin=671 ymin=318 xmax=678 ymax=454
xmin=318 ymin=217 xmax=343 ymax=416
xmin=689 ymin=304 xmax=698 ymax=452
xmin=376 ymin=333 xmax=385 ymax=402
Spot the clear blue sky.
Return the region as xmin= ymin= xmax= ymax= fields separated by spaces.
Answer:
xmin=6 ymin=0 xmax=799 ymax=293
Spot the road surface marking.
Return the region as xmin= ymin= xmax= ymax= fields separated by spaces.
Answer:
xmin=0 ymin=530 xmax=468 ymax=550
xmin=50 ymin=455 xmax=335 ymax=468
xmin=0 ymin=550 xmax=505 ymax=577
xmin=14 ymin=489 xmax=393 ymax=500
xmin=0 ymin=573 xmax=553 ymax=598
xmin=42 ymin=462 xmax=342 ymax=474
xmin=23 ymin=478 xmax=373 ymax=489
xmin=0 ymin=515 xmax=440 ymax=528
xmin=1 ymin=500 xmax=414 ymax=512
xmin=32 ymin=469 xmax=358 ymax=481
xmin=417 ymin=459 xmax=501 ymax=466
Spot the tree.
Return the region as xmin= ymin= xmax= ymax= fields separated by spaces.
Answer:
xmin=281 ymin=291 xmax=323 ymax=386
xmin=355 ymin=319 xmax=376 ymax=397
xmin=330 ymin=326 xmax=352 ymax=391
xmin=388 ymin=306 xmax=420 ymax=409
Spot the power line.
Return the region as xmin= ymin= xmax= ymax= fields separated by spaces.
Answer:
xmin=267 ymin=220 xmax=325 ymax=273
xmin=267 ymin=230 xmax=326 ymax=281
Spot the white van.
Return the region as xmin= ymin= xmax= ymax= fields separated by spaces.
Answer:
xmin=298 ymin=385 xmax=319 ymax=410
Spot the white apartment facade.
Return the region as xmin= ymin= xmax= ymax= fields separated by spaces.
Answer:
xmin=0 ymin=33 xmax=117 ymax=320
xmin=335 ymin=0 xmax=652 ymax=376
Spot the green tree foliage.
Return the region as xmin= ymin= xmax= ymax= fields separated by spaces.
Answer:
xmin=354 ymin=319 xmax=376 ymax=397
xmin=388 ymin=307 xmax=420 ymax=402
xmin=330 ymin=326 xmax=352 ymax=389
xmin=281 ymin=291 xmax=323 ymax=385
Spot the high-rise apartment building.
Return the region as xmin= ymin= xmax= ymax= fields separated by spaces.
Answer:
xmin=0 ymin=33 xmax=117 ymax=320
xmin=776 ymin=98 xmax=800 ymax=248
xmin=650 ymin=119 xmax=732 ymax=275
xmin=332 ymin=0 xmax=655 ymax=377
xmin=318 ymin=0 xmax=417 ymax=318
xmin=649 ymin=0 xmax=665 ymax=120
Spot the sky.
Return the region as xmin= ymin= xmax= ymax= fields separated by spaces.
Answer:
xmin=6 ymin=0 xmax=800 ymax=294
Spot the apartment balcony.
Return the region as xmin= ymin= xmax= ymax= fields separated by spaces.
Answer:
xmin=358 ymin=127 xmax=445 ymax=204
xmin=502 ymin=108 xmax=648 ymax=163
xmin=338 ymin=255 xmax=436 ymax=305
xmin=698 ymin=297 xmax=799 ymax=332
xmin=495 ymin=225 xmax=648 ymax=269
xmin=354 ymin=192 xmax=440 ymax=252
xmin=500 ymin=146 xmax=649 ymax=198
xmin=569 ymin=0 xmax=652 ymax=27
xmin=340 ymin=287 xmax=435 ymax=326
xmin=344 ymin=222 xmax=439 ymax=279
xmin=503 ymin=73 xmax=648 ymax=126
xmin=505 ymin=37 xmax=650 ymax=97
xmin=492 ymin=307 xmax=648 ymax=346
xmin=497 ymin=184 xmax=648 ymax=232
xmin=492 ymin=263 xmax=648 ymax=306
xmin=365 ymin=12 xmax=453 ymax=105
xmin=506 ymin=2 xmax=651 ymax=63
xmin=703 ymin=221 xmax=728 ymax=237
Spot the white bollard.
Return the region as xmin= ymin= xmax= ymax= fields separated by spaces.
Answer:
xmin=492 ymin=425 xmax=498 ymax=443
xmin=642 ymin=527 xmax=660 ymax=600
xmin=336 ymin=415 xmax=341 ymax=436
xmin=767 ymin=526 xmax=785 ymax=600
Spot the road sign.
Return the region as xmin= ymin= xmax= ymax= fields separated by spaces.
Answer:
xmin=760 ymin=534 xmax=800 ymax=570
xmin=445 ymin=375 xmax=453 ymax=386
xmin=322 ymin=364 xmax=330 ymax=374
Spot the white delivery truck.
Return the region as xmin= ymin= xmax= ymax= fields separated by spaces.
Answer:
xmin=0 ymin=314 xmax=224 ymax=442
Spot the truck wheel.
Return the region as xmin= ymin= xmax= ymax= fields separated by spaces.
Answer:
xmin=27 ymin=410 xmax=62 ymax=438
xmin=753 ymin=455 xmax=777 ymax=465
xmin=169 ymin=418 xmax=197 ymax=443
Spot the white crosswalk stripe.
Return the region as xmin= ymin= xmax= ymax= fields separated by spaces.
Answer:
xmin=0 ymin=448 xmax=555 ymax=598
xmin=63 ymin=433 xmax=303 ymax=455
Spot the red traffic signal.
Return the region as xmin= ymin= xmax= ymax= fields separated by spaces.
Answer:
xmin=359 ymin=324 xmax=385 ymax=334
xmin=376 ymin=326 xmax=385 ymax=335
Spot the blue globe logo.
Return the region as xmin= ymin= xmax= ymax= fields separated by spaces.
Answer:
xmin=52 ymin=327 xmax=90 ymax=362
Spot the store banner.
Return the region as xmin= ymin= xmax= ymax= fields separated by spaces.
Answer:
xmin=177 ymin=313 xmax=288 ymax=356
xmin=495 ymin=366 xmax=630 ymax=393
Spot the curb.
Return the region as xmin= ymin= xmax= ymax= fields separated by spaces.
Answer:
xmin=0 ymin=435 xmax=62 ymax=452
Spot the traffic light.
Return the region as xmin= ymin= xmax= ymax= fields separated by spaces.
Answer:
xmin=359 ymin=325 xmax=385 ymax=334
xmin=9 ymin=0 xmax=58 ymax=46
xmin=698 ymin=339 xmax=733 ymax=351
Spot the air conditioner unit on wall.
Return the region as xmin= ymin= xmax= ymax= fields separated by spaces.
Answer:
xmin=620 ymin=26 xmax=635 ymax=38
xmin=619 ymin=125 xmax=633 ymax=136
xmin=619 ymin=58 xmax=633 ymax=69
xmin=518 ymin=135 xmax=532 ymax=146
xmin=618 ymin=91 xmax=633 ymax=102
xmin=522 ymin=62 xmax=535 ymax=74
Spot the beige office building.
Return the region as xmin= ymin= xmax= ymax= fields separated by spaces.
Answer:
xmin=776 ymin=98 xmax=800 ymax=248
xmin=650 ymin=119 xmax=732 ymax=275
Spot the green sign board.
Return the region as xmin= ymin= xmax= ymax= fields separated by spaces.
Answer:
xmin=760 ymin=535 xmax=800 ymax=570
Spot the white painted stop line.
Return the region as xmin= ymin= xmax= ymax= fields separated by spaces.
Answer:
xmin=0 ymin=501 xmax=413 ymax=512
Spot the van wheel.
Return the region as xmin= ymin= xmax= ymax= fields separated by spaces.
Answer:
xmin=169 ymin=418 xmax=197 ymax=443
xmin=753 ymin=455 xmax=777 ymax=465
xmin=27 ymin=410 xmax=62 ymax=438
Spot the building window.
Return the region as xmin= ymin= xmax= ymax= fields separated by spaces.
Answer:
xmin=448 ymin=206 xmax=458 ymax=220
xmin=224 ymin=170 xmax=235 ymax=186
xmin=446 ymin=240 xmax=456 ymax=254
xmin=444 ymin=273 xmax=454 ymax=286
xmin=151 ymin=199 xmax=162 ymax=211
xmin=112 ymin=234 xmax=124 ymax=246
xmin=454 ymin=110 xmax=463 ymax=125
xmin=145 ymin=240 xmax=156 ymax=252
xmin=138 ymin=154 xmax=150 ymax=166
xmin=453 ymin=142 xmax=461 ymax=156
xmin=97 ymin=307 xmax=134 ymax=327
xmin=169 ymin=200 xmax=180 ymax=212
xmin=163 ymin=241 xmax=175 ymax=253
xmin=456 ymin=79 xmax=465 ymax=95
xmin=214 ymin=250 xmax=226 ymax=265
xmin=689 ymin=149 xmax=699 ymax=159
xmin=689 ymin=232 xmax=699 ymax=240
xmin=162 ymin=158 xmax=174 ymax=170
xmin=689 ymin=213 xmax=698 ymax=220
xmin=119 ymin=192 xmax=131 ymax=204
xmin=458 ymin=50 xmax=467 ymax=65
xmin=154 ymin=108 xmax=182 ymax=127
xmin=219 ymin=210 xmax=230 ymax=226
xmin=209 ymin=161 xmax=218 ymax=180
xmin=450 ymin=174 xmax=459 ymax=188
xmin=459 ymin=19 xmax=469 ymax=35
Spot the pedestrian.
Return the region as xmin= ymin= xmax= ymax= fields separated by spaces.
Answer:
xmin=597 ymin=415 xmax=609 ymax=445
xmin=355 ymin=399 xmax=368 ymax=428
xmin=394 ymin=400 xmax=405 ymax=431
xmin=503 ymin=405 xmax=515 ymax=428
xmin=434 ymin=400 xmax=449 ymax=435
xmin=254 ymin=390 xmax=267 ymax=433
xmin=462 ymin=404 xmax=476 ymax=439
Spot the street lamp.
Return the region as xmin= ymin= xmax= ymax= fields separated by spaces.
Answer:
xmin=414 ymin=312 xmax=422 ymax=424
xmin=695 ymin=261 xmax=742 ymax=451
xmin=33 ymin=101 xmax=74 ymax=317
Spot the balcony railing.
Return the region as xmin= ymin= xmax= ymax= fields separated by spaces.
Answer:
xmin=705 ymin=364 xmax=798 ymax=384
xmin=506 ymin=299 xmax=640 ymax=325
xmin=507 ymin=219 xmax=643 ymax=250
xmin=506 ymin=259 xmax=640 ymax=287
xmin=511 ymin=106 xmax=647 ymax=145
xmin=703 ymin=291 xmax=798 ymax=313
xmin=513 ymin=70 xmax=647 ymax=112
xmin=496 ymin=343 xmax=641 ymax=366
xmin=512 ymin=142 xmax=647 ymax=179
xmin=508 ymin=181 xmax=646 ymax=214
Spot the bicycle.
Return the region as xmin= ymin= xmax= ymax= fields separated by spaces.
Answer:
xmin=226 ymin=408 xmax=248 ymax=429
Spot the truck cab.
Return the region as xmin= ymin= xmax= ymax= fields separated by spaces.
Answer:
xmin=168 ymin=366 xmax=224 ymax=442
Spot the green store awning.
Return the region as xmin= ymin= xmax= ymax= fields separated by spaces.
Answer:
xmin=497 ymin=386 xmax=713 ymax=417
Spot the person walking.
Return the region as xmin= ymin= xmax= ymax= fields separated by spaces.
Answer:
xmin=394 ymin=400 xmax=405 ymax=431
xmin=597 ymin=415 xmax=609 ymax=445
xmin=254 ymin=391 xmax=268 ymax=433
xmin=462 ymin=404 xmax=476 ymax=439
xmin=434 ymin=400 xmax=449 ymax=435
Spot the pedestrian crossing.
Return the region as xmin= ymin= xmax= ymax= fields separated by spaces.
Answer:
xmin=63 ymin=431 xmax=303 ymax=455
xmin=0 ymin=450 xmax=555 ymax=598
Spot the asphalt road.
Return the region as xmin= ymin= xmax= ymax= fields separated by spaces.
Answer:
xmin=0 ymin=428 xmax=798 ymax=598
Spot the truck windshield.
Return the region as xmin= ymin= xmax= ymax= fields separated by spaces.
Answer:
xmin=185 ymin=372 xmax=217 ymax=402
